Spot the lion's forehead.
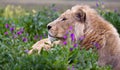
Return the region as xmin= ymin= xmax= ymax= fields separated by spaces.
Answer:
xmin=60 ymin=6 xmax=88 ymax=17
xmin=64 ymin=9 xmax=71 ymax=14
xmin=61 ymin=9 xmax=72 ymax=17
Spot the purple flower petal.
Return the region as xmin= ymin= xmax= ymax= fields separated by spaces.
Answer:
xmin=40 ymin=35 xmax=42 ymax=40
xmin=70 ymin=33 xmax=75 ymax=42
xmin=96 ymin=2 xmax=99 ymax=7
xmin=67 ymin=66 xmax=70 ymax=70
xmin=73 ymin=44 xmax=78 ymax=48
xmin=10 ymin=27 xmax=14 ymax=32
xmin=44 ymin=33 xmax=47 ymax=37
xmin=17 ymin=31 xmax=22 ymax=35
xmin=93 ymin=42 xmax=100 ymax=49
xmin=63 ymin=35 xmax=67 ymax=39
xmin=22 ymin=37 xmax=28 ymax=42
xmin=69 ymin=26 xmax=73 ymax=30
xmin=34 ymin=35 xmax=38 ymax=40
xmin=72 ymin=65 xmax=75 ymax=70
xmin=20 ymin=28 xmax=24 ymax=33
xmin=101 ymin=1 xmax=104 ymax=5
xmin=13 ymin=34 xmax=17 ymax=39
xmin=4 ymin=32 xmax=8 ymax=35
xmin=24 ymin=49 xmax=29 ymax=53
xmin=69 ymin=48 xmax=73 ymax=51
xmin=114 ymin=8 xmax=118 ymax=13
xmin=66 ymin=31 xmax=69 ymax=34
xmin=79 ymin=36 xmax=85 ymax=41
xmin=52 ymin=7 xmax=58 ymax=12
xmin=63 ymin=41 xmax=67 ymax=45
xmin=5 ymin=24 xmax=9 ymax=28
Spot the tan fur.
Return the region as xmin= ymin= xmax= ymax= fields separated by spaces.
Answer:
xmin=30 ymin=5 xmax=120 ymax=70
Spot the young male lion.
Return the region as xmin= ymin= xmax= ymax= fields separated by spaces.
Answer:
xmin=29 ymin=5 xmax=120 ymax=70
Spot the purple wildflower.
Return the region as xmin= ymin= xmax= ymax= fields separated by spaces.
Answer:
xmin=22 ymin=37 xmax=28 ymax=42
xmin=63 ymin=35 xmax=67 ymax=39
xmin=93 ymin=42 xmax=100 ymax=49
xmin=40 ymin=35 xmax=42 ymax=40
xmin=73 ymin=43 xmax=78 ymax=48
xmin=52 ymin=7 xmax=58 ymax=12
xmin=17 ymin=31 xmax=22 ymax=35
xmin=69 ymin=26 xmax=73 ymax=30
xmin=96 ymin=2 xmax=99 ymax=7
xmin=72 ymin=65 xmax=75 ymax=70
xmin=24 ymin=49 xmax=29 ymax=53
xmin=66 ymin=31 xmax=69 ymax=35
xmin=13 ymin=34 xmax=17 ymax=39
xmin=44 ymin=33 xmax=47 ymax=37
xmin=67 ymin=66 xmax=70 ymax=70
xmin=4 ymin=32 xmax=8 ymax=35
xmin=114 ymin=8 xmax=118 ymax=13
xmin=34 ymin=35 xmax=38 ymax=40
xmin=101 ymin=1 xmax=104 ymax=5
xmin=10 ymin=27 xmax=14 ymax=32
xmin=20 ymin=28 xmax=24 ymax=33
xmin=69 ymin=48 xmax=73 ymax=51
xmin=5 ymin=24 xmax=9 ymax=28
xmin=70 ymin=33 xmax=75 ymax=42
xmin=79 ymin=36 xmax=85 ymax=41
xmin=63 ymin=41 xmax=67 ymax=45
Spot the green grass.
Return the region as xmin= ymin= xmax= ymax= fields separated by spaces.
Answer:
xmin=0 ymin=4 xmax=120 ymax=70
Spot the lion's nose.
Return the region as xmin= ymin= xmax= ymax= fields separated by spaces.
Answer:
xmin=47 ymin=25 xmax=52 ymax=30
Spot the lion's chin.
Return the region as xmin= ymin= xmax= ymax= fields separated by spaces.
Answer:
xmin=48 ymin=35 xmax=57 ymax=42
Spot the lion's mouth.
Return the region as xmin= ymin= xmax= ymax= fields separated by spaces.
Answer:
xmin=48 ymin=33 xmax=65 ymax=42
xmin=48 ymin=34 xmax=55 ymax=38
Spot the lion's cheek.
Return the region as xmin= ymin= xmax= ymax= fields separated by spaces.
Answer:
xmin=56 ymin=31 xmax=65 ymax=38
xmin=55 ymin=27 xmax=66 ymax=37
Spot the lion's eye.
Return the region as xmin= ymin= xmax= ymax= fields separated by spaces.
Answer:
xmin=61 ymin=17 xmax=67 ymax=21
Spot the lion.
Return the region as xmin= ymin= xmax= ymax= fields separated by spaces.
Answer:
xmin=29 ymin=5 xmax=120 ymax=70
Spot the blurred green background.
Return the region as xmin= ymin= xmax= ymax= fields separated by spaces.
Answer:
xmin=0 ymin=0 xmax=120 ymax=11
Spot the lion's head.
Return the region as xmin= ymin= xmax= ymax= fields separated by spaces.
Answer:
xmin=47 ymin=5 xmax=97 ymax=42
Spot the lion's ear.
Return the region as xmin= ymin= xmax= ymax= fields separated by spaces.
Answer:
xmin=75 ymin=9 xmax=86 ymax=22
